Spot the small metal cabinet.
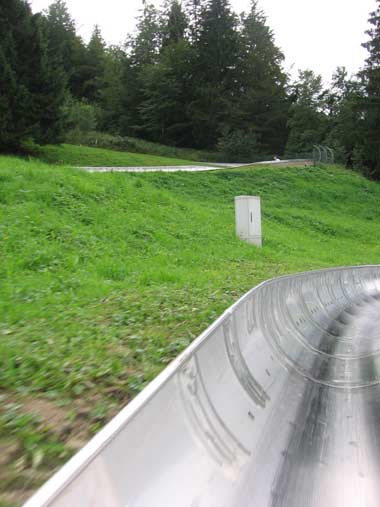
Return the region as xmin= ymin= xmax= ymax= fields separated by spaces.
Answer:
xmin=235 ymin=195 xmax=262 ymax=246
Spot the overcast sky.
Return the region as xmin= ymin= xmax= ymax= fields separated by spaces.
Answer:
xmin=30 ymin=0 xmax=377 ymax=82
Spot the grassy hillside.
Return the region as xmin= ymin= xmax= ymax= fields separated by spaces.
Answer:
xmin=64 ymin=131 xmax=225 ymax=163
xmin=1 ymin=154 xmax=380 ymax=505
xmin=34 ymin=143 xmax=213 ymax=167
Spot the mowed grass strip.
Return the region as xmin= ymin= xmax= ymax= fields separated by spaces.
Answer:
xmin=1 ymin=154 xmax=380 ymax=505
xmin=34 ymin=143 xmax=214 ymax=167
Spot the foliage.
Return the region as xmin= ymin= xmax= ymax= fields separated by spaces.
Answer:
xmin=238 ymin=2 xmax=289 ymax=155
xmin=285 ymin=70 xmax=328 ymax=156
xmin=2 ymin=154 xmax=380 ymax=503
xmin=62 ymin=97 xmax=97 ymax=134
xmin=81 ymin=25 xmax=107 ymax=103
xmin=162 ymin=0 xmax=188 ymax=47
xmin=0 ymin=0 xmax=66 ymax=149
xmin=217 ymin=129 xmax=261 ymax=162
xmin=116 ymin=0 xmax=289 ymax=152
xmin=96 ymin=46 xmax=126 ymax=132
xmin=361 ymin=0 xmax=380 ymax=177
xmin=2 ymin=0 xmax=380 ymax=172
xmin=138 ymin=39 xmax=196 ymax=145
xmin=324 ymin=67 xmax=366 ymax=167
xmin=61 ymin=132 xmax=224 ymax=162
xmin=42 ymin=0 xmax=87 ymax=98
xmin=34 ymin=143 xmax=211 ymax=167
xmin=188 ymin=0 xmax=241 ymax=147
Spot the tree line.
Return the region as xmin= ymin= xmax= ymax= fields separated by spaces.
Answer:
xmin=1 ymin=0 xmax=380 ymax=177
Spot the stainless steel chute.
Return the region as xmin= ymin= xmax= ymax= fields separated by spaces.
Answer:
xmin=25 ymin=266 xmax=380 ymax=507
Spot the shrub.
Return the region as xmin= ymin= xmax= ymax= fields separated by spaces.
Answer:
xmin=62 ymin=97 xmax=97 ymax=138
xmin=217 ymin=129 xmax=261 ymax=162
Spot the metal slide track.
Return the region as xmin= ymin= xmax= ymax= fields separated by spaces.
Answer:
xmin=25 ymin=266 xmax=380 ymax=507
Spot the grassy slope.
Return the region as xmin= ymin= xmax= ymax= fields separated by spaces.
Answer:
xmin=1 ymin=154 xmax=380 ymax=505
xmin=64 ymin=131 xmax=225 ymax=163
xmin=35 ymin=143 xmax=212 ymax=167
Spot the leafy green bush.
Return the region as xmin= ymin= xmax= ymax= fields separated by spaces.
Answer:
xmin=62 ymin=97 xmax=97 ymax=137
xmin=217 ymin=129 xmax=264 ymax=162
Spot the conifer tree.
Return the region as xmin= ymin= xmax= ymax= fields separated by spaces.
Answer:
xmin=162 ymin=0 xmax=188 ymax=47
xmin=324 ymin=67 xmax=365 ymax=166
xmin=361 ymin=0 xmax=380 ymax=177
xmin=184 ymin=0 xmax=204 ymax=42
xmin=285 ymin=70 xmax=328 ymax=156
xmin=119 ymin=3 xmax=163 ymax=136
xmin=29 ymin=13 xmax=67 ymax=143
xmin=238 ymin=1 xmax=289 ymax=154
xmin=0 ymin=0 xmax=66 ymax=149
xmin=0 ymin=0 xmax=34 ymax=149
xmin=43 ymin=0 xmax=87 ymax=98
xmin=190 ymin=0 xmax=240 ymax=147
xmin=82 ymin=25 xmax=107 ymax=102
xmin=128 ymin=3 xmax=162 ymax=67
xmin=138 ymin=1 xmax=194 ymax=145
xmin=98 ymin=46 xmax=127 ymax=132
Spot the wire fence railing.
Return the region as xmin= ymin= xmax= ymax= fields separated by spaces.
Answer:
xmin=313 ymin=144 xmax=335 ymax=164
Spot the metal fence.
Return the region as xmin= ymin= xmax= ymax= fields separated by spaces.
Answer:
xmin=313 ymin=145 xmax=335 ymax=164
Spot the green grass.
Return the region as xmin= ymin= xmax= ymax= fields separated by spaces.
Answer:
xmin=34 ymin=143 xmax=212 ymax=167
xmin=64 ymin=130 xmax=225 ymax=163
xmin=1 ymin=153 xmax=380 ymax=505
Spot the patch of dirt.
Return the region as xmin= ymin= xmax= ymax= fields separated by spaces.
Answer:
xmin=0 ymin=391 xmax=117 ymax=507
xmin=0 ymin=441 xmax=19 ymax=467
xmin=21 ymin=397 xmax=68 ymax=430
xmin=0 ymin=488 xmax=38 ymax=507
xmin=20 ymin=396 xmax=97 ymax=450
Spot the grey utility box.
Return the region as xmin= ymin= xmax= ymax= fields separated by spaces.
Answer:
xmin=235 ymin=196 xmax=262 ymax=247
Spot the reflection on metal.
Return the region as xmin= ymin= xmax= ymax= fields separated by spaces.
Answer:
xmin=223 ymin=318 xmax=269 ymax=407
xmin=25 ymin=266 xmax=380 ymax=507
xmin=178 ymin=355 xmax=251 ymax=473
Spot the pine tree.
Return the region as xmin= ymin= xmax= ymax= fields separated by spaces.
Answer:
xmin=29 ymin=13 xmax=67 ymax=143
xmin=0 ymin=0 xmax=66 ymax=149
xmin=128 ymin=3 xmax=162 ymax=67
xmin=238 ymin=2 xmax=289 ymax=155
xmin=119 ymin=3 xmax=164 ymax=137
xmin=184 ymin=0 xmax=205 ymax=42
xmin=190 ymin=0 xmax=241 ymax=147
xmin=0 ymin=0 xmax=34 ymax=149
xmin=361 ymin=0 xmax=380 ymax=177
xmin=82 ymin=25 xmax=107 ymax=102
xmin=285 ymin=70 xmax=328 ymax=156
xmin=139 ymin=40 xmax=196 ymax=145
xmin=43 ymin=0 xmax=87 ymax=98
xmin=162 ymin=0 xmax=188 ymax=47
xmin=325 ymin=67 xmax=365 ymax=166
xmin=98 ymin=46 xmax=127 ymax=132
xmin=138 ymin=2 xmax=194 ymax=145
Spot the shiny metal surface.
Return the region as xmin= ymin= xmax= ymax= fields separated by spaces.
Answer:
xmin=25 ymin=266 xmax=380 ymax=507
xmin=78 ymin=159 xmax=313 ymax=173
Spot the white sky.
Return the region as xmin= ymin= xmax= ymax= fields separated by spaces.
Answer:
xmin=30 ymin=0 xmax=377 ymax=82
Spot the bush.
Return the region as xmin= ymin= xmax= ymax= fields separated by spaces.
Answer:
xmin=217 ymin=129 xmax=262 ymax=162
xmin=62 ymin=97 xmax=97 ymax=137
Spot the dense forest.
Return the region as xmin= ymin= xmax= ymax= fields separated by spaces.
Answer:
xmin=1 ymin=0 xmax=380 ymax=177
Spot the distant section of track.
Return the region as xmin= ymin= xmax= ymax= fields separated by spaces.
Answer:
xmin=78 ymin=159 xmax=313 ymax=172
xmin=26 ymin=266 xmax=380 ymax=507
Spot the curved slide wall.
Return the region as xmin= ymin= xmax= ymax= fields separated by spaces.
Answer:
xmin=25 ymin=266 xmax=380 ymax=507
